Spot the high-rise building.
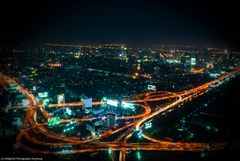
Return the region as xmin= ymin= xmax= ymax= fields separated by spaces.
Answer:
xmin=116 ymin=97 xmax=123 ymax=116
xmin=100 ymin=97 xmax=107 ymax=108
xmin=106 ymin=112 xmax=116 ymax=128
xmin=81 ymin=97 xmax=92 ymax=113
xmin=191 ymin=57 xmax=196 ymax=66
xmin=57 ymin=94 xmax=65 ymax=104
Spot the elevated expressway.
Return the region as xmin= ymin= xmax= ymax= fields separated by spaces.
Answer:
xmin=1 ymin=68 xmax=240 ymax=157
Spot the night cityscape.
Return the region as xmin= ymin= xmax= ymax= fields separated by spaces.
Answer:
xmin=0 ymin=1 xmax=240 ymax=161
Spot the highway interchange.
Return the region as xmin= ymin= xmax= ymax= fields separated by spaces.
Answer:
xmin=1 ymin=68 xmax=240 ymax=161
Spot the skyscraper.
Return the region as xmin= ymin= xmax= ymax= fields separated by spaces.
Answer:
xmin=57 ymin=94 xmax=65 ymax=104
xmin=106 ymin=112 xmax=116 ymax=128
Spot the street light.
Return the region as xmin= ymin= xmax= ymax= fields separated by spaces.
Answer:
xmin=108 ymin=148 xmax=112 ymax=154
xmin=137 ymin=130 xmax=142 ymax=138
xmin=136 ymin=151 xmax=141 ymax=160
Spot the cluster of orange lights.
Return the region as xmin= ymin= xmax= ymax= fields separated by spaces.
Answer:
xmin=190 ymin=68 xmax=205 ymax=74
xmin=142 ymin=74 xmax=152 ymax=79
xmin=48 ymin=63 xmax=62 ymax=67
xmin=207 ymin=63 xmax=214 ymax=69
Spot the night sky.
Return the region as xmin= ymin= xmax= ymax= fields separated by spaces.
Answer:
xmin=1 ymin=0 xmax=239 ymax=48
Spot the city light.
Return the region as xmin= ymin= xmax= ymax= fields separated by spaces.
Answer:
xmin=108 ymin=148 xmax=112 ymax=154
xmin=38 ymin=92 xmax=48 ymax=98
xmin=200 ymin=152 xmax=207 ymax=158
xmin=81 ymin=97 xmax=93 ymax=108
xmin=137 ymin=130 xmax=143 ymax=138
xmin=106 ymin=99 xmax=118 ymax=107
xmin=63 ymin=122 xmax=75 ymax=132
xmin=57 ymin=94 xmax=65 ymax=104
xmin=101 ymin=97 xmax=107 ymax=106
xmin=48 ymin=117 xmax=60 ymax=126
xmin=1 ymin=42 xmax=240 ymax=160
xmin=144 ymin=122 xmax=152 ymax=129
xmin=190 ymin=57 xmax=196 ymax=66
xmin=147 ymin=85 xmax=156 ymax=91
xmin=42 ymin=99 xmax=50 ymax=106
xmin=206 ymin=126 xmax=211 ymax=130
xmin=209 ymin=73 xmax=220 ymax=78
xmin=137 ymin=64 xmax=141 ymax=70
xmin=122 ymin=102 xmax=134 ymax=109
xmin=66 ymin=108 xmax=72 ymax=115
xmin=136 ymin=151 xmax=142 ymax=160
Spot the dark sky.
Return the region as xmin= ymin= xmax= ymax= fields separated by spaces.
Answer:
xmin=1 ymin=0 xmax=239 ymax=48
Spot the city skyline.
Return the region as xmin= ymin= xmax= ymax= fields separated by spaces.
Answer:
xmin=0 ymin=44 xmax=240 ymax=161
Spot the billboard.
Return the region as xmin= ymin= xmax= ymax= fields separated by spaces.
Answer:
xmin=38 ymin=92 xmax=48 ymax=98
xmin=191 ymin=58 xmax=196 ymax=66
xmin=106 ymin=99 xmax=118 ymax=107
xmin=209 ymin=73 xmax=220 ymax=78
xmin=122 ymin=102 xmax=134 ymax=109
xmin=81 ymin=98 xmax=92 ymax=108
xmin=145 ymin=122 xmax=152 ymax=129
xmin=147 ymin=85 xmax=156 ymax=91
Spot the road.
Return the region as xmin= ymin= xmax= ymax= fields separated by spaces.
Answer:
xmin=1 ymin=67 xmax=240 ymax=159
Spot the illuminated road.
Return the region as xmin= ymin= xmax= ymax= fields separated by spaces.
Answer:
xmin=17 ymin=141 xmax=226 ymax=155
xmin=1 ymin=67 xmax=240 ymax=157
